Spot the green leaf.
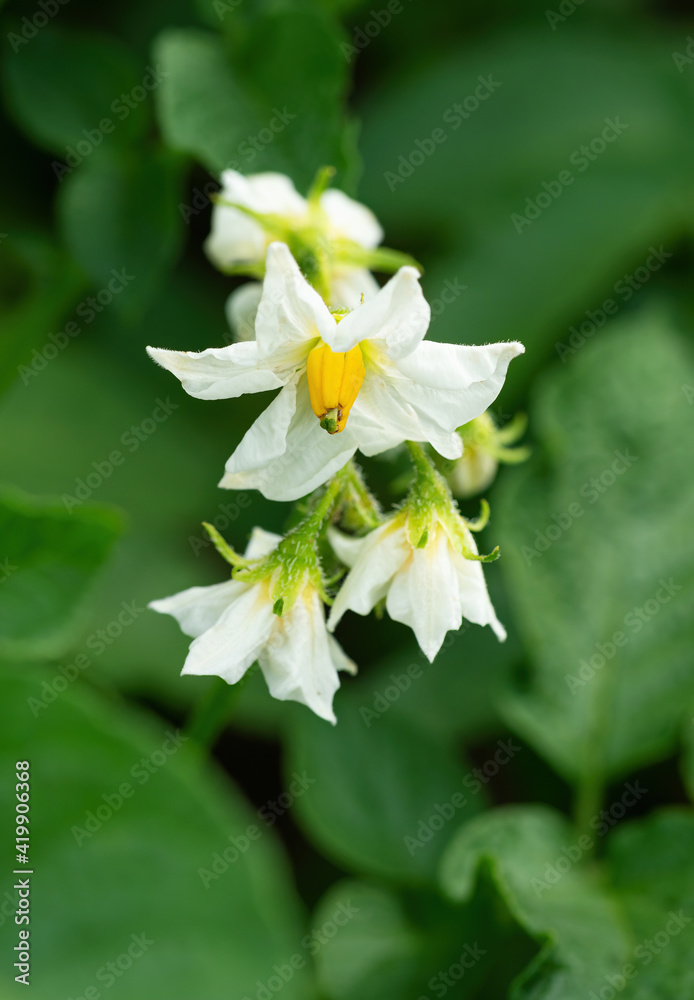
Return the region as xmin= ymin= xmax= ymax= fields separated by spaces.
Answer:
xmin=153 ymin=28 xmax=265 ymax=174
xmin=2 ymin=26 xmax=146 ymax=155
xmin=232 ymin=8 xmax=357 ymax=190
xmin=57 ymin=147 xmax=185 ymax=319
xmin=495 ymin=314 xmax=694 ymax=785
xmin=0 ymin=233 xmax=86 ymax=396
xmin=344 ymin=575 xmax=521 ymax=749
xmin=284 ymin=692 xmax=484 ymax=885
xmin=0 ymin=664 xmax=315 ymax=999
xmin=0 ymin=487 xmax=123 ymax=660
xmin=358 ymin=28 xmax=690 ymax=388
xmin=440 ymin=805 xmax=631 ymax=999
xmin=312 ymin=875 xmax=536 ymax=1000
xmin=153 ymin=24 xmax=358 ymax=189
xmin=608 ymin=810 xmax=694 ymax=999
xmin=313 ymin=881 xmax=421 ymax=1000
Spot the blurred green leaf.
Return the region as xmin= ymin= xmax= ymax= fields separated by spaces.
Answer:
xmin=0 ymin=665 xmax=315 ymax=999
xmin=285 ymin=692 xmax=484 ymax=885
xmin=313 ymin=880 xmax=421 ymax=1000
xmin=314 ymin=870 xmax=540 ymax=1000
xmin=440 ymin=805 xmax=631 ymax=999
xmin=342 ymin=572 xmax=521 ymax=748
xmin=2 ymin=26 xmax=147 ymax=155
xmin=0 ymin=487 xmax=123 ymax=660
xmin=0 ymin=233 xmax=86 ymax=396
xmin=153 ymin=28 xmax=264 ymax=174
xmin=358 ymin=28 xmax=690 ymax=390
xmin=153 ymin=22 xmax=358 ymax=189
xmin=495 ymin=315 xmax=694 ymax=785
xmin=57 ymin=147 xmax=185 ymax=319
xmin=608 ymin=809 xmax=694 ymax=999
xmin=232 ymin=7 xmax=358 ymax=190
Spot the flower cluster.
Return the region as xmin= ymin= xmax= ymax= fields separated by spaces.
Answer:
xmin=148 ymin=169 xmax=526 ymax=723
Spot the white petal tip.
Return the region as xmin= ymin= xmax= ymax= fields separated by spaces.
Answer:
xmin=493 ymin=625 xmax=508 ymax=642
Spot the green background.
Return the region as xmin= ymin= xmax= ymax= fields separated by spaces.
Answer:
xmin=1 ymin=0 xmax=694 ymax=996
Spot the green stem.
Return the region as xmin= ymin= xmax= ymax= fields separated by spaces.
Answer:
xmin=301 ymin=472 xmax=346 ymax=534
xmin=184 ymin=676 xmax=245 ymax=748
xmin=343 ymin=459 xmax=381 ymax=530
xmin=404 ymin=439 xmax=434 ymax=475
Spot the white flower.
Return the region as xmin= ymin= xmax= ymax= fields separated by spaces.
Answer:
xmin=225 ymin=282 xmax=263 ymax=342
xmin=149 ymin=528 xmax=355 ymax=724
xmin=449 ymin=411 xmax=530 ymax=498
xmin=327 ymin=513 xmax=506 ymax=662
xmin=205 ymin=170 xmax=382 ymax=308
xmin=147 ymin=243 xmax=524 ymax=503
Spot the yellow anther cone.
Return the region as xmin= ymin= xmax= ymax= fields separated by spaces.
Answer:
xmin=307 ymin=343 xmax=365 ymax=433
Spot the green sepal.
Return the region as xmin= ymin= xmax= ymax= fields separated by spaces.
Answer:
xmin=332 ymin=239 xmax=423 ymax=274
xmin=202 ymin=522 xmax=245 ymax=567
xmin=465 ymin=498 xmax=491 ymax=533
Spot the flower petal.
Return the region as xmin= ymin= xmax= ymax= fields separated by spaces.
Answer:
xmin=329 ymin=635 xmax=358 ymax=675
xmin=320 ymin=189 xmax=383 ymax=248
xmin=326 ymin=526 xmax=367 ymax=569
xmin=255 ymin=242 xmax=337 ymax=361
xmin=449 ymin=529 xmax=507 ymax=642
xmin=181 ymin=582 xmax=275 ymax=682
xmin=205 ymin=171 xmax=305 ymax=268
xmin=146 ymin=341 xmax=291 ymax=400
xmin=225 ymin=282 xmax=263 ymax=342
xmin=258 ymin=587 xmax=341 ymax=723
xmin=244 ymin=527 xmax=282 ymax=560
xmin=328 ymin=521 xmax=409 ymax=629
xmin=397 ymin=340 xmax=524 ymax=422
xmin=326 ymin=267 xmax=430 ymax=357
xmin=385 ymin=527 xmax=463 ymax=661
xmin=330 ymin=267 xmax=380 ymax=310
xmin=348 ymin=367 xmax=455 ymax=457
xmin=149 ymin=578 xmax=244 ymax=638
xmin=220 ymin=376 xmax=358 ymax=501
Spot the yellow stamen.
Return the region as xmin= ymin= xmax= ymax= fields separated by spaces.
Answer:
xmin=306 ymin=342 xmax=365 ymax=434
